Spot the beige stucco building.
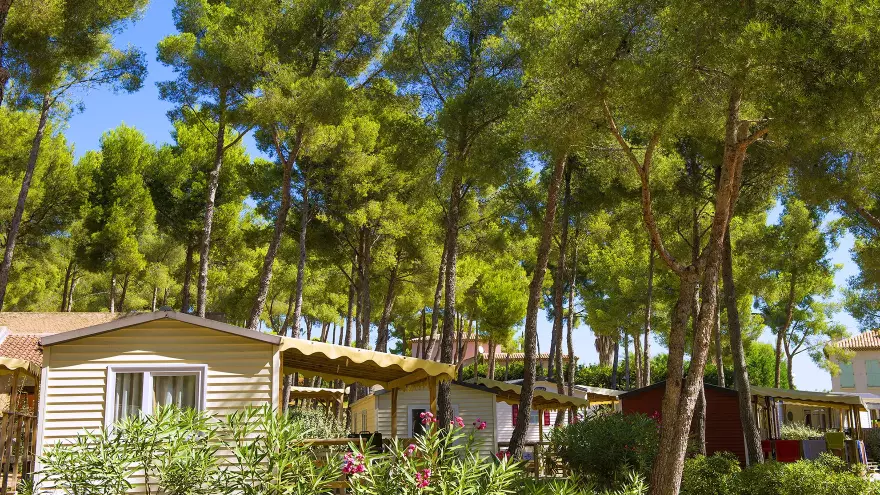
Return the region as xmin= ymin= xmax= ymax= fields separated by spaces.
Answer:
xmin=829 ymin=331 xmax=880 ymax=425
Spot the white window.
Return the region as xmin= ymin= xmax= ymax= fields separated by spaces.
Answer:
xmin=105 ymin=365 xmax=207 ymax=426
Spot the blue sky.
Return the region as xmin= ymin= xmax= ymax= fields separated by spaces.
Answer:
xmin=64 ymin=0 xmax=860 ymax=391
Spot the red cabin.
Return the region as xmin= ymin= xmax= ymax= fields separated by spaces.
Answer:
xmin=619 ymin=381 xmax=747 ymax=465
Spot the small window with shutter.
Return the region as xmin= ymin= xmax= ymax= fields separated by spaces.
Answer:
xmin=839 ymin=362 xmax=855 ymax=388
xmin=867 ymin=360 xmax=880 ymax=387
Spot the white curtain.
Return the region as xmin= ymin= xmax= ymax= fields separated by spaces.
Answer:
xmin=114 ymin=373 xmax=143 ymax=421
xmin=153 ymin=375 xmax=197 ymax=409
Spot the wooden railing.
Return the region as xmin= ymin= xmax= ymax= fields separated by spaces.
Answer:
xmin=496 ymin=441 xmax=567 ymax=479
xmin=0 ymin=410 xmax=38 ymax=494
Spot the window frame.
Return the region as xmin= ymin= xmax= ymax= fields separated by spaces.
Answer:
xmin=408 ymin=405 xmax=458 ymax=438
xmin=104 ymin=364 xmax=208 ymax=427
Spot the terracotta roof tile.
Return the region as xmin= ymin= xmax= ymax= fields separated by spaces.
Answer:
xmin=0 ymin=335 xmax=42 ymax=366
xmin=834 ymin=331 xmax=880 ymax=350
xmin=0 ymin=312 xmax=133 ymax=335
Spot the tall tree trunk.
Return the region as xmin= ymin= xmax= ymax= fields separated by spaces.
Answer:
xmin=0 ymin=94 xmax=50 ymax=310
xmin=280 ymin=291 xmax=295 ymax=337
xmin=438 ymin=177 xmax=463 ymax=427
xmin=610 ymin=339 xmax=620 ymax=389
xmin=345 ymin=256 xmax=357 ymax=347
xmin=785 ymin=338 xmax=795 ymax=390
xmin=488 ymin=336 xmax=496 ymax=380
xmin=354 ymin=244 xmax=364 ymax=349
xmin=109 ymin=273 xmax=117 ymax=313
xmin=714 ymin=285 xmax=726 ymax=387
xmin=247 ymin=129 xmax=305 ymax=330
xmin=119 ymin=273 xmax=130 ymax=312
xmin=151 ymin=286 xmax=158 ymax=312
xmin=455 ymin=314 xmax=465 ymax=379
xmin=774 ymin=277 xmax=796 ymax=388
xmin=66 ymin=274 xmax=78 ymax=312
xmin=419 ymin=308 xmax=427 ymax=355
xmin=624 ymin=333 xmax=630 ymax=389
xmin=358 ymin=228 xmax=373 ymax=349
xmin=181 ymin=241 xmax=194 ymax=313
xmin=425 ymin=239 xmax=448 ymax=360
xmin=552 ymin=166 xmax=571 ymax=403
xmin=60 ymin=259 xmax=74 ymax=312
xmin=691 ymin=387 xmax=707 ymax=455
xmin=724 ymin=228 xmax=763 ymax=463
xmin=595 ymin=335 xmax=615 ymax=366
xmin=567 ymin=225 xmax=578 ymax=415
xmin=644 ymin=244 xmax=655 ymax=385
xmin=634 ymin=330 xmax=643 ymax=388
xmin=162 ymin=287 xmax=168 ymax=307
xmin=375 ymin=254 xmax=400 ymax=353
xmin=0 ymin=0 xmax=15 ymax=106
xmin=196 ymin=93 xmax=228 ymax=318
xmin=508 ymin=152 xmax=567 ymax=458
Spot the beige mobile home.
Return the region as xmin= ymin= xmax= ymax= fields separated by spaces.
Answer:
xmin=25 ymin=311 xmax=456 ymax=492
xmin=351 ymin=378 xmax=591 ymax=457
xmin=37 ymin=312 xmax=283 ymax=453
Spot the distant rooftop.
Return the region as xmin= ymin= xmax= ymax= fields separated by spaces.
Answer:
xmin=833 ymin=331 xmax=880 ymax=350
xmin=481 ymin=352 xmax=571 ymax=361
xmin=0 ymin=312 xmax=134 ymax=336
xmin=409 ymin=334 xmax=482 ymax=342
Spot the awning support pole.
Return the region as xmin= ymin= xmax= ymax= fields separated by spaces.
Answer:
xmin=429 ymin=378 xmax=437 ymax=417
xmin=537 ymin=409 xmax=543 ymax=480
xmin=391 ymin=388 xmax=399 ymax=438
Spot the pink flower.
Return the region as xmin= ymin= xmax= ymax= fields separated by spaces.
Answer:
xmin=496 ymin=451 xmax=512 ymax=460
xmin=477 ymin=421 xmax=487 ymax=431
xmin=342 ymin=452 xmax=366 ymax=476
xmin=455 ymin=416 xmax=465 ymax=428
xmin=404 ymin=444 xmax=417 ymax=457
xmin=415 ymin=468 xmax=431 ymax=488
xmin=420 ymin=411 xmax=436 ymax=425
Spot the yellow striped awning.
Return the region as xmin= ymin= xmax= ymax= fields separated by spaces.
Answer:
xmin=281 ymin=338 xmax=456 ymax=389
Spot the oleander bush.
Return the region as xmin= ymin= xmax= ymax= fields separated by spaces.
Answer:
xmin=347 ymin=412 xmax=521 ymax=495
xmin=30 ymin=405 xmax=337 ymax=495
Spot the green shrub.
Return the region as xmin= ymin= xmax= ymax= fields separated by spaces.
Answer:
xmin=681 ymin=452 xmax=880 ymax=495
xmin=347 ymin=416 xmax=521 ymax=495
xmin=217 ymin=406 xmax=337 ymax=495
xmin=518 ymin=473 xmax=648 ymax=495
xmin=680 ymin=453 xmax=741 ymax=495
xmin=779 ymin=423 xmax=823 ymax=440
xmin=33 ymin=405 xmax=336 ymax=495
xmin=866 ymin=428 xmax=880 ymax=462
xmin=288 ymin=406 xmax=347 ymax=439
xmin=550 ymin=412 xmax=658 ymax=488
xmin=38 ymin=428 xmax=136 ymax=495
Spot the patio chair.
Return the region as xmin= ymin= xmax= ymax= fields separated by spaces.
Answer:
xmin=825 ymin=431 xmax=846 ymax=459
